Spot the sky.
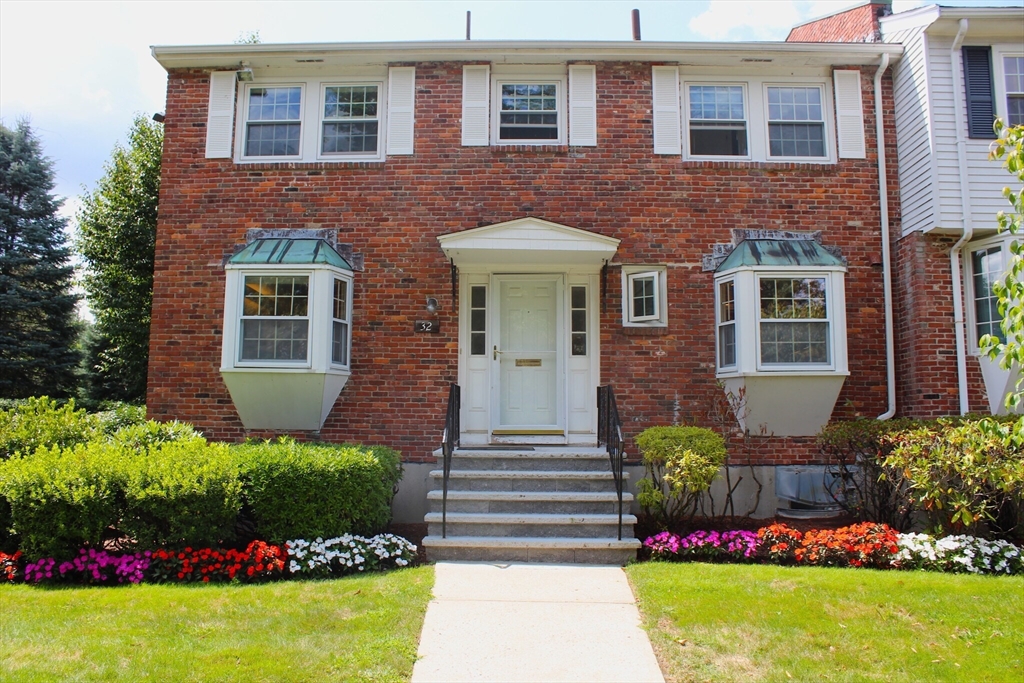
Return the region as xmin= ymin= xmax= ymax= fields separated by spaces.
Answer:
xmin=1 ymin=0 xmax=1022 ymax=224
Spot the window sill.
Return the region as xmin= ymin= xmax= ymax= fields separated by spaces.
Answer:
xmin=678 ymin=159 xmax=838 ymax=170
xmin=229 ymin=160 xmax=387 ymax=170
xmin=716 ymin=369 xmax=850 ymax=378
xmin=620 ymin=325 xmax=670 ymax=336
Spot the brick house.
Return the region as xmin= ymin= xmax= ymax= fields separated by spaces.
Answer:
xmin=791 ymin=1 xmax=1024 ymax=417
xmin=149 ymin=21 xmax=917 ymax=560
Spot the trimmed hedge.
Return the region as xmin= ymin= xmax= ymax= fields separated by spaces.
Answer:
xmin=235 ymin=440 xmax=402 ymax=542
xmin=0 ymin=397 xmax=101 ymax=459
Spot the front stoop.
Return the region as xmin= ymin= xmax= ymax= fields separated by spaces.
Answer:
xmin=421 ymin=448 xmax=641 ymax=565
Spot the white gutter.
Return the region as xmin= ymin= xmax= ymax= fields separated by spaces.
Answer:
xmin=950 ymin=18 xmax=972 ymax=415
xmin=875 ymin=51 xmax=896 ymax=421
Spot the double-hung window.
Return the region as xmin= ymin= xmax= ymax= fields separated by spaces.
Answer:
xmin=332 ymin=278 xmax=351 ymax=366
xmin=1004 ymin=56 xmax=1024 ymax=126
xmin=322 ymin=84 xmax=379 ymax=155
xmin=757 ymin=276 xmax=830 ymax=366
xmin=766 ymin=85 xmax=827 ymax=159
xmin=240 ymin=275 xmax=310 ymax=362
xmin=688 ymin=85 xmax=748 ymax=157
xmin=717 ymin=280 xmax=737 ymax=369
xmin=498 ymin=82 xmax=560 ymax=141
xmin=243 ymin=85 xmax=303 ymax=158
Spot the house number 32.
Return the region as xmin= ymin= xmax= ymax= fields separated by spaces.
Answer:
xmin=414 ymin=320 xmax=440 ymax=333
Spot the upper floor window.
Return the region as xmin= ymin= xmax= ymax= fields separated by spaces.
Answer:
xmin=322 ymin=85 xmax=379 ymax=155
xmin=766 ymin=86 xmax=826 ymax=159
xmin=687 ymin=85 xmax=748 ymax=157
xmin=1004 ymin=56 xmax=1024 ymax=126
xmin=244 ymin=86 xmax=303 ymax=158
xmin=498 ymin=82 xmax=560 ymax=142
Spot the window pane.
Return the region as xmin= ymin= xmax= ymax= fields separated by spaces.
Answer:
xmin=471 ymin=285 xmax=486 ymax=309
xmin=760 ymin=278 xmax=826 ymax=320
xmin=471 ymin=332 xmax=486 ymax=356
xmin=243 ymin=276 xmax=309 ymax=319
xmin=571 ymin=285 xmax=587 ymax=355
xmin=323 ymin=121 xmax=379 ymax=154
xmin=572 ymin=332 xmax=587 ymax=357
xmin=471 ymin=309 xmax=486 ymax=332
xmin=768 ymin=123 xmax=825 ymax=157
xmin=719 ymin=323 xmax=736 ymax=368
xmin=469 ymin=285 xmax=486 ymax=355
xmin=632 ymin=276 xmax=656 ymax=318
xmin=245 ymin=122 xmax=301 ymax=157
xmin=572 ymin=309 xmax=587 ymax=332
xmin=248 ymin=87 xmax=301 ymax=121
xmin=760 ymin=321 xmax=829 ymax=365
xmin=1008 ymin=96 xmax=1024 ymax=127
xmin=972 ymin=246 xmax=1006 ymax=344
xmin=1005 ymin=56 xmax=1024 ymax=94
xmin=719 ymin=281 xmax=735 ymax=323
xmin=571 ymin=285 xmax=587 ymax=309
xmin=689 ymin=86 xmax=748 ymax=156
xmin=332 ymin=321 xmax=349 ymax=365
xmin=241 ymin=319 xmax=309 ymax=361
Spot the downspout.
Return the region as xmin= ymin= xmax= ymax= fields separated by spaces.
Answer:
xmin=949 ymin=18 xmax=972 ymax=415
xmin=875 ymin=51 xmax=896 ymax=420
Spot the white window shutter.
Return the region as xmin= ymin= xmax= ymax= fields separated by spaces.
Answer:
xmin=833 ymin=70 xmax=866 ymax=159
xmin=651 ymin=66 xmax=681 ymax=155
xmin=462 ymin=65 xmax=490 ymax=146
xmin=387 ymin=66 xmax=416 ymax=155
xmin=205 ymin=71 xmax=236 ymax=159
xmin=569 ymin=65 xmax=597 ymax=146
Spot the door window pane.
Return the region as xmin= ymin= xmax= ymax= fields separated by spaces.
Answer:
xmin=571 ymin=285 xmax=587 ymax=356
xmin=469 ymin=285 xmax=486 ymax=356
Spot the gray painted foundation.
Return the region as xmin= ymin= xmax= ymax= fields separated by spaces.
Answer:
xmin=392 ymin=463 xmax=789 ymax=524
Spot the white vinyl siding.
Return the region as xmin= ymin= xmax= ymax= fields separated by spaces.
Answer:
xmin=462 ymin=65 xmax=490 ymax=146
xmin=205 ymin=71 xmax=237 ymax=159
xmin=886 ymin=25 xmax=937 ymax=235
xmin=568 ymin=65 xmax=597 ymax=146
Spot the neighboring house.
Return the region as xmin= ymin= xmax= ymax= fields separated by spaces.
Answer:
xmin=791 ymin=1 xmax=1024 ymax=417
xmin=148 ymin=28 xmax=904 ymax=558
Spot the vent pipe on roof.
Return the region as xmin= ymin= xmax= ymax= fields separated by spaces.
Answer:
xmin=466 ymin=11 xmax=471 ymax=40
xmin=632 ymin=9 xmax=641 ymax=40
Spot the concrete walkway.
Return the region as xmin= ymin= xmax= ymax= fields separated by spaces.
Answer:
xmin=411 ymin=562 xmax=665 ymax=683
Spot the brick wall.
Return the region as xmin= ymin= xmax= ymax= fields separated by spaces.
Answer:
xmin=149 ymin=62 xmax=900 ymax=466
xmin=787 ymin=2 xmax=889 ymax=43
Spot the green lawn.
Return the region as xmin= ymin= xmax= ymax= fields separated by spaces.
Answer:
xmin=0 ymin=566 xmax=433 ymax=682
xmin=627 ymin=562 xmax=1023 ymax=683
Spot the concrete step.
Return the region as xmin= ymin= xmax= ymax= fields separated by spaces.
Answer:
xmin=425 ymin=512 xmax=638 ymax=538
xmin=422 ymin=535 xmax=641 ymax=565
xmin=428 ymin=469 xmax=628 ymax=493
xmin=427 ymin=490 xmax=633 ymax=515
xmin=440 ymin=450 xmax=612 ymax=472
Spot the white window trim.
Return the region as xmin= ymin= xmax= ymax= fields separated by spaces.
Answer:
xmin=675 ymin=75 xmax=836 ymax=163
xmin=716 ymin=278 xmax=737 ymax=370
xmin=762 ymin=82 xmax=832 ymax=163
xmin=993 ymin=46 xmax=1024 ymax=124
xmin=621 ymin=265 xmax=668 ymax=327
xmin=330 ymin=276 xmax=353 ymax=370
xmin=683 ymin=82 xmax=751 ymax=161
xmin=964 ymin=234 xmax=1012 ymax=355
xmin=235 ymin=270 xmax=314 ymax=369
xmin=754 ymin=272 xmax=836 ymax=372
xmin=490 ymin=71 xmax=568 ymax=146
xmin=238 ymin=83 xmax=306 ymax=162
xmin=234 ymin=74 xmax=388 ymax=163
xmin=317 ymin=81 xmax=386 ymax=162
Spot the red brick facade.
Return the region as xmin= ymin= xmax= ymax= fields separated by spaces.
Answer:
xmin=787 ymin=2 xmax=891 ymax=43
xmin=148 ymin=62 xmax=900 ymax=465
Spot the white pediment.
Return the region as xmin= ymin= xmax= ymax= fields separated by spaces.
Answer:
xmin=438 ymin=217 xmax=620 ymax=268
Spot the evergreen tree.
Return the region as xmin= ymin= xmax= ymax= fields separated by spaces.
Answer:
xmin=0 ymin=120 xmax=80 ymax=398
xmin=77 ymin=115 xmax=162 ymax=404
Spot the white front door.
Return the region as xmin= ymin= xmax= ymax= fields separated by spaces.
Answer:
xmin=492 ymin=274 xmax=564 ymax=435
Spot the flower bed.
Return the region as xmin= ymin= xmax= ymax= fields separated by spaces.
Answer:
xmin=1 ymin=534 xmax=417 ymax=586
xmin=643 ymin=523 xmax=1023 ymax=575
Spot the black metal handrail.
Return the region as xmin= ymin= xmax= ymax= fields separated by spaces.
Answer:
xmin=440 ymin=383 xmax=460 ymax=538
xmin=597 ymin=385 xmax=625 ymax=540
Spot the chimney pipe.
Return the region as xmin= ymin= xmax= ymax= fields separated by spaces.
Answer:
xmin=466 ymin=10 xmax=471 ymax=40
xmin=631 ymin=9 xmax=641 ymax=40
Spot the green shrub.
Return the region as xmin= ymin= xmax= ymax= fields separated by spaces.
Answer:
xmin=120 ymin=440 xmax=242 ymax=550
xmin=0 ymin=442 xmax=123 ymax=559
xmin=108 ymin=420 xmax=203 ymax=451
xmin=0 ymin=397 xmax=100 ymax=459
xmin=635 ymin=426 xmax=727 ymax=528
xmin=234 ymin=440 xmax=402 ymax=542
xmin=94 ymin=403 xmax=148 ymax=434
xmin=884 ymin=417 xmax=1024 ymax=540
